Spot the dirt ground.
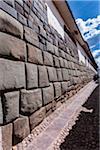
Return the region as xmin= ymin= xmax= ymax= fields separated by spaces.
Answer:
xmin=60 ymin=85 xmax=99 ymax=150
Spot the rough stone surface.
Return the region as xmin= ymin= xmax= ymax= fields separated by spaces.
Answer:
xmin=21 ymin=89 xmax=42 ymax=114
xmin=3 ymin=91 xmax=19 ymax=123
xmin=61 ymin=82 xmax=69 ymax=94
xmin=38 ymin=65 xmax=49 ymax=87
xmin=53 ymin=56 xmax=60 ymax=67
xmin=26 ymin=63 xmax=38 ymax=89
xmin=24 ymin=26 xmax=39 ymax=47
xmin=29 ymin=107 xmax=46 ymax=130
xmin=42 ymin=83 xmax=54 ymax=105
xmin=46 ymin=41 xmax=54 ymax=54
xmin=0 ymin=96 xmax=3 ymax=124
xmin=0 ymin=59 xmax=25 ymax=90
xmin=56 ymin=68 xmax=63 ymax=81
xmin=0 ymin=9 xmax=23 ymax=38
xmin=1 ymin=123 xmax=12 ymax=150
xmin=0 ymin=32 xmax=26 ymax=60
xmin=47 ymin=67 xmax=57 ymax=82
xmin=59 ymin=57 xmax=64 ymax=67
xmin=53 ymin=82 xmax=62 ymax=98
xmin=13 ymin=116 xmax=30 ymax=145
xmin=28 ymin=44 xmax=43 ymax=64
xmin=62 ymin=68 xmax=69 ymax=81
xmin=43 ymin=51 xmax=53 ymax=66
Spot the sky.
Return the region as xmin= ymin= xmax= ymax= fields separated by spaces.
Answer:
xmin=67 ymin=0 xmax=100 ymax=68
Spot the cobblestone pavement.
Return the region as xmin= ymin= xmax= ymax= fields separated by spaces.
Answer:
xmin=60 ymin=84 xmax=99 ymax=150
xmin=13 ymin=81 xmax=98 ymax=150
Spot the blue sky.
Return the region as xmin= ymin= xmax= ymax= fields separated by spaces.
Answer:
xmin=67 ymin=0 xmax=100 ymax=67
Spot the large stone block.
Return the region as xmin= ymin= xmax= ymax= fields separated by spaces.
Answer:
xmin=21 ymin=89 xmax=42 ymax=114
xmin=54 ymin=45 xmax=59 ymax=56
xmin=29 ymin=107 xmax=46 ymax=131
xmin=0 ymin=123 xmax=12 ymax=150
xmin=0 ymin=32 xmax=26 ymax=61
xmin=47 ymin=67 xmax=57 ymax=82
xmin=56 ymin=68 xmax=63 ymax=81
xmin=3 ymin=91 xmax=19 ymax=123
xmin=13 ymin=116 xmax=30 ymax=145
xmin=46 ymin=41 xmax=54 ymax=54
xmin=59 ymin=57 xmax=64 ymax=67
xmin=0 ymin=59 xmax=25 ymax=90
xmin=43 ymin=51 xmax=53 ymax=66
xmin=42 ymin=83 xmax=54 ymax=105
xmin=38 ymin=65 xmax=49 ymax=87
xmin=61 ymin=82 xmax=69 ymax=94
xmin=27 ymin=44 xmax=43 ymax=65
xmin=53 ymin=56 xmax=60 ymax=67
xmin=62 ymin=68 xmax=69 ymax=81
xmin=26 ymin=63 xmax=38 ymax=89
xmin=24 ymin=26 xmax=39 ymax=47
xmin=0 ymin=96 xmax=3 ymax=124
xmin=0 ymin=9 xmax=23 ymax=38
xmin=53 ymin=82 xmax=61 ymax=98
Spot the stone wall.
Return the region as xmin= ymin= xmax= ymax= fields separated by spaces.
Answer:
xmin=0 ymin=0 xmax=95 ymax=149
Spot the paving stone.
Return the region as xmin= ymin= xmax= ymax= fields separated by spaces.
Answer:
xmin=61 ymin=82 xmax=69 ymax=94
xmin=56 ymin=68 xmax=63 ymax=81
xmin=29 ymin=107 xmax=46 ymax=131
xmin=3 ymin=91 xmax=19 ymax=123
xmin=0 ymin=96 xmax=3 ymax=124
xmin=53 ymin=82 xmax=62 ymax=98
xmin=38 ymin=65 xmax=49 ymax=87
xmin=0 ymin=123 xmax=12 ymax=150
xmin=47 ymin=67 xmax=57 ymax=82
xmin=24 ymin=26 xmax=39 ymax=47
xmin=13 ymin=116 xmax=30 ymax=145
xmin=26 ymin=63 xmax=38 ymax=89
xmin=0 ymin=9 xmax=23 ymax=38
xmin=0 ymin=32 xmax=26 ymax=61
xmin=53 ymin=56 xmax=60 ymax=67
xmin=62 ymin=68 xmax=69 ymax=81
xmin=43 ymin=51 xmax=53 ymax=66
xmin=47 ymin=41 xmax=54 ymax=54
xmin=0 ymin=59 xmax=25 ymax=90
xmin=21 ymin=89 xmax=42 ymax=114
xmin=0 ymin=1 xmax=17 ymax=18
xmin=42 ymin=83 xmax=54 ymax=105
xmin=28 ymin=44 xmax=43 ymax=65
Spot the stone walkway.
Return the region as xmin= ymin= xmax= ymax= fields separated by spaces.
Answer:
xmin=13 ymin=81 xmax=98 ymax=150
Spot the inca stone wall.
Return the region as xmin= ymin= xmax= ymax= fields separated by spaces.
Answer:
xmin=0 ymin=0 xmax=95 ymax=149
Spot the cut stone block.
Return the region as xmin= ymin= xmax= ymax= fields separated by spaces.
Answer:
xmin=24 ymin=26 xmax=39 ymax=47
xmin=59 ymin=57 xmax=64 ymax=67
xmin=61 ymin=82 xmax=69 ymax=94
xmin=3 ymin=91 xmax=19 ymax=123
xmin=62 ymin=68 xmax=69 ymax=81
xmin=53 ymin=56 xmax=60 ymax=67
xmin=46 ymin=41 xmax=54 ymax=54
xmin=0 ymin=32 xmax=26 ymax=61
xmin=53 ymin=82 xmax=61 ymax=98
xmin=27 ymin=44 xmax=43 ymax=65
xmin=0 ymin=9 xmax=23 ymax=38
xmin=56 ymin=68 xmax=63 ymax=81
xmin=0 ymin=59 xmax=25 ymax=90
xmin=47 ymin=67 xmax=57 ymax=82
xmin=38 ymin=66 xmax=49 ymax=87
xmin=26 ymin=63 xmax=38 ymax=89
xmin=29 ymin=107 xmax=46 ymax=131
xmin=54 ymin=45 xmax=59 ymax=56
xmin=21 ymin=89 xmax=42 ymax=114
xmin=42 ymin=83 xmax=54 ymax=105
xmin=13 ymin=116 xmax=30 ymax=145
xmin=0 ymin=96 xmax=3 ymax=124
xmin=43 ymin=51 xmax=53 ymax=66
xmin=0 ymin=123 xmax=12 ymax=150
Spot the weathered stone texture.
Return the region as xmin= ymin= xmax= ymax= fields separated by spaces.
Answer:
xmin=26 ymin=63 xmax=38 ymax=89
xmin=59 ymin=57 xmax=64 ymax=67
xmin=38 ymin=66 xmax=49 ymax=87
xmin=53 ymin=82 xmax=61 ymax=98
xmin=42 ymin=84 xmax=54 ymax=105
xmin=0 ymin=9 xmax=23 ymax=38
xmin=1 ymin=123 xmax=12 ymax=150
xmin=3 ymin=91 xmax=19 ymax=123
xmin=0 ymin=96 xmax=3 ymax=124
xmin=28 ymin=44 xmax=43 ymax=64
xmin=62 ymin=68 xmax=69 ymax=81
xmin=56 ymin=68 xmax=63 ymax=81
xmin=53 ymin=56 xmax=60 ymax=67
xmin=0 ymin=59 xmax=25 ymax=90
xmin=29 ymin=107 xmax=46 ymax=131
xmin=21 ymin=89 xmax=42 ymax=114
xmin=0 ymin=32 xmax=26 ymax=60
xmin=61 ymin=82 xmax=69 ymax=94
xmin=47 ymin=67 xmax=57 ymax=82
xmin=43 ymin=51 xmax=53 ymax=66
xmin=13 ymin=116 xmax=30 ymax=144
xmin=46 ymin=41 xmax=54 ymax=54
